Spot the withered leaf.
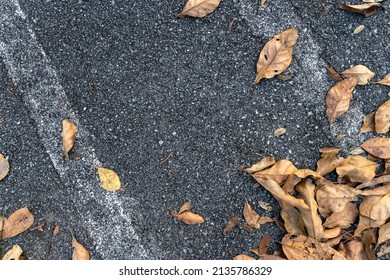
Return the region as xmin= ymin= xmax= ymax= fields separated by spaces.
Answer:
xmin=353 ymin=25 xmax=365 ymax=34
xmin=326 ymin=77 xmax=359 ymax=125
xmin=258 ymin=235 xmax=271 ymax=255
xmin=53 ymin=225 xmax=60 ymax=236
xmin=375 ymin=73 xmax=390 ymax=86
xmin=2 ymin=208 xmax=34 ymax=240
xmin=259 ymin=254 xmax=287 ymax=260
xmin=171 ymin=210 xmax=205 ymax=225
xmin=338 ymin=238 xmax=367 ymax=260
xmin=350 ymin=148 xmax=365 ymax=155
xmin=0 ymin=153 xmax=10 ymax=181
xmin=283 ymin=169 xmax=322 ymax=193
xmin=361 ymin=230 xmax=376 ymax=260
xmin=336 ymin=155 xmax=379 ymax=182
xmin=254 ymin=28 xmax=298 ymax=84
xmin=274 ymin=127 xmax=286 ymax=137
xmin=281 ymin=207 xmax=305 ymax=235
xmin=322 ymin=227 xmax=341 ymax=239
xmin=341 ymin=65 xmax=375 ymax=85
xmin=358 ymin=176 xmax=390 ymax=191
xmin=72 ymin=236 xmax=90 ymax=260
xmin=244 ymin=157 xmax=276 ymax=174
xmin=0 ymin=216 xmax=6 ymax=236
xmin=323 ymin=234 xmax=343 ymax=247
xmin=258 ymin=200 xmax=273 ymax=211
xmin=252 ymin=159 xmax=298 ymax=186
xmin=354 ymin=215 xmax=386 ymax=236
xmin=375 ymin=100 xmax=390 ymax=134
xmin=97 ymin=167 xmax=121 ymax=191
xmin=2 ymin=244 xmax=23 ymax=260
xmin=260 ymin=0 xmax=266 ymax=6
xmin=61 ymin=119 xmax=77 ymax=160
xmin=361 ymin=138 xmax=390 ymax=159
xmin=233 ymin=254 xmax=256 ymax=260
xmin=243 ymin=201 xmax=262 ymax=229
xmin=359 ymin=195 xmax=383 ymax=217
xmin=316 ymin=149 xmax=344 ymax=176
xmin=223 ymin=216 xmax=239 ymax=234
xmin=278 ymin=73 xmax=293 ymax=81
xmin=360 ymin=111 xmax=376 ymax=133
xmin=179 ymin=202 xmax=192 ymax=214
xmin=378 ymin=222 xmax=390 ymax=246
xmin=370 ymin=193 xmax=390 ymax=221
xmin=327 ymin=65 xmax=342 ymax=81
xmin=323 ymin=202 xmax=358 ymax=228
xmin=176 ymin=0 xmax=221 ymax=18
xmin=242 ymin=223 xmax=253 ymax=233
xmin=337 ymin=2 xmax=382 ymax=17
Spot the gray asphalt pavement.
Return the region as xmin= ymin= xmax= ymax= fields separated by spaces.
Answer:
xmin=0 ymin=0 xmax=389 ymax=259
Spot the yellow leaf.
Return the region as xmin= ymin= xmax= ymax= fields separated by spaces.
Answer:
xmin=337 ymin=3 xmax=382 ymax=17
xmin=61 ymin=119 xmax=77 ymax=160
xmin=375 ymin=100 xmax=390 ymax=134
xmin=2 ymin=208 xmax=34 ymax=240
xmin=341 ymin=65 xmax=375 ymax=85
xmin=244 ymin=157 xmax=276 ymax=174
xmin=233 ymin=254 xmax=256 ymax=260
xmin=360 ymin=111 xmax=376 ymax=134
xmin=223 ymin=216 xmax=239 ymax=234
xmin=375 ymin=73 xmax=390 ymax=86
xmin=170 ymin=211 xmax=205 ymax=225
xmin=254 ymin=28 xmax=298 ymax=84
xmin=336 ymin=155 xmax=379 ymax=182
xmin=0 ymin=153 xmax=10 ymax=181
xmin=252 ymin=159 xmax=298 ymax=186
xmin=72 ymin=236 xmax=90 ymax=260
xmin=2 ymin=244 xmax=23 ymax=260
xmin=325 ymin=77 xmax=359 ymax=125
xmin=176 ymin=0 xmax=221 ymax=18
xmin=361 ymin=137 xmax=390 ymax=159
xmin=97 ymin=167 xmax=121 ymax=191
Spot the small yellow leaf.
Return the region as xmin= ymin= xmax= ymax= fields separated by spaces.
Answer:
xmin=0 ymin=153 xmax=10 ymax=181
xmin=2 ymin=208 xmax=34 ymax=240
xmin=177 ymin=0 xmax=221 ymax=18
xmin=360 ymin=112 xmax=376 ymax=133
xmin=375 ymin=100 xmax=390 ymax=134
xmin=97 ymin=167 xmax=121 ymax=191
xmin=260 ymin=0 xmax=266 ymax=6
xmin=375 ymin=73 xmax=390 ymax=86
xmin=61 ymin=119 xmax=78 ymax=160
xmin=2 ymin=244 xmax=23 ymax=260
xmin=72 ymin=236 xmax=90 ymax=260
xmin=254 ymin=28 xmax=299 ymax=84
xmin=170 ymin=211 xmax=205 ymax=225
xmin=274 ymin=127 xmax=286 ymax=137
xmin=361 ymin=138 xmax=390 ymax=159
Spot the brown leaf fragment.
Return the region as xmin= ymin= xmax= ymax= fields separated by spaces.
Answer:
xmin=179 ymin=202 xmax=192 ymax=214
xmin=336 ymin=155 xmax=379 ymax=182
xmin=327 ymin=65 xmax=342 ymax=81
xmin=281 ymin=207 xmax=305 ymax=235
xmin=242 ymin=223 xmax=253 ymax=233
xmin=338 ymin=238 xmax=367 ymax=260
xmin=252 ymin=160 xmax=298 ymax=186
xmin=361 ymin=229 xmax=376 ymax=259
xmin=360 ymin=111 xmax=376 ymax=134
xmin=359 ymin=195 xmax=384 ymax=217
xmin=354 ymin=215 xmax=386 ymax=236
xmin=278 ymin=73 xmax=293 ymax=81
xmin=323 ymin=234 xmax=343 ymax=247
xmin=243 ymin=201 xmax=261 ymax=229
xmin=170 ymin=211 xmax=205 ymax=225
xmin=335 ymin=134 xmax=347 ymax=142
xmin=274 ymin=127 xmax=286 ymax=137
xmin=341 ymin=65 xmax=375 ymax=85
xmin=378 ymin=222 xmax=390 ymax=245
xmin=0 ymin=216 xmax=6 ymax=236
xmin=375 ymin=100 xmax=390 ymax=134
xmin=2 ymin=208 xmax=34 ymax=240
xmin=316 ymin=151 xmax=344 ymax=176
xmin=2 ymin=244 xmax=23 ymax=260
xmin=361 ymin=138 xmax=390 ymax=159
xmin=322 ymin=227 xmax=341 ymax=239
xmin=176 ymin=0 xmax=221 ymax=18
xmin=244 ymin=157 xmax=276 ymax=174
xmin=72 ymin=236 xmax=90 ymax=260
xmin=353 ymin=25 xmax=365 ymax=35
xmin=357 ymin=175 xmax=390 ymax=190
xmin=97 ymin=167 xmax=121 ymax=192
xmin=233 ymin=254 xmax=256 ymax=260
xmin=53 ymin=225 xmax=60 ymax=236
xmin=284 ymin=169 xmax=322 ymax=194
xmin=258 ymin=235 xmax=271 ymax=255
xmin=61 ymin=119 xmax=77 ymax=160
xmin=375 ymin=73 xmax=390 ymax=86
xmin=370 ymin=193 xmax=390 ymax=221
xmin=0 ymin=153 xmax=10 ymax=181
xmin=260 ymin=0 xmax=266 ymax=6
xmin=337 ymin=2 xmax=382 ymax=17
xmin=350 ymin=148 xmax=365 ymax=155
xmin=326 ymin=77 xmax=359 ymax=125
xmin=223 ymin=216 xmax=239 ymax=234
xmin=323 ymin=202 xmax=358 ymax=228
xmin=254 ymin=28 xmax=299 ymax=84
xmin=30 ymin=223 xmax=45 ymax=232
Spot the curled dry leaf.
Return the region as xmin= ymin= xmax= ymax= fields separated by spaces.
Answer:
xmin=171 ymin=210 xmax=205 ymax=225
xmin=2 ymin=208 xmax=34 ymax=240
xmin=53 ymin=225 xmax=60 ymax=236
xmin=233 ymin=254 xmax=256 ymax=260
xmin=375 ymin=73 xmax=390 ymax=86
xmin=341 ymin=65 xmax=375 ymax=85
xmin=179 ymin=202 xmax=192 ymax=214
xmin=357 ymin=175 xmax=390 ymax=190
xmin=2 ymin=244 xmax=23 ymax=260
xmin=176 ymin=0 xmax=221 ymax=18
xmin=244 ymin=156 xmax=276 ymax=174
xmin=283 ymin=169 xmax=322 ymax=193
xmin=243 ymin=201 xmax=262 ymax=229
xmin=72 ymin=236 xmax=90 ymax=260
xmin=350 ymin=148 xmax=365 ymax=155
xmin=337 ymin=2 xmax=382 ymax=17
xmin=322 ymin=227 xmax=341 ymax=239
xmin=274 ymin=127 xmax=286 ymax=137
xmin=254 ymin=28 xmax=298 ymax=84
xmin=251 ymin=159 xmax=298 ymax=186
xmin=361 ymin=138 xmax=390 ymax=159
xmin=375 ymin=100 xmax=390 ymax=134
xmin=353 ymin=25 xmax=365 ymax=35
xmin=223 ymin=216 xmax=239 ymax=234
xmin=370 ymin=193 xmax=390 ymax=221
xmin=336 ymin=155 xmax=379 ymax=182
xmin=0 ymin=153 xmax=10 ymax=181
xmin=327 ymin=65 xmax=342 ymax=81
xmin=258 ymin=200 xmax=273 ymax=211
xmin=354 ymin=215 xmax=386 ymax=236
xmin=338 ymin=238 xmax=367 ymax=260
xmin=61 ymin=119 xmax=77 ymax=160
xmin=323 ymin=202 xmax=358 ymax=228
xmin=360 ymin=111 xmax=376 ymax=134
xmin=281 ymin=207 xmax=306 ymax=235
xmin=378 ymin=222 xmax=390 ymax=246
xmin=326 ymin=77 xmax=359 ymax=125
xmin=323 ymin=234 xmax=343 ymax=247
xmin=97 ymin=167 xmax=121 ymax=192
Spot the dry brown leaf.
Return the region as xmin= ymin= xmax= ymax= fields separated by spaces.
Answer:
xmin=242 ymin=223 xmax=253 ymax=233
xmin=336 ymin=155 xmax=379 ymax=182
xmin=360 ymin=111 xmax=376 ymax=134
xmin=370 ymin=193 xmax=390 ymax=221
xmin=338 ymin=238 xmax=367 ymax=260
xmin=341 ymin=65 xmax=375 ymax=85
xmin=361 ymin=138 xmax=390 ymax=159
xmin=316 ymin=150 xmax=344 ymax=176
xmin=323 ymin=234 xmax=343 ymax=247
xmin=358 ymin=176 xmax=390 ymax=191
xmin=179 ymin=202 xmax=192 ymax=214
xmin=375 ymin=100 xmax=390 ymax=134
xmin=361 ymin=229 xmax=376 ymax=260
xmin=258 ymin=235 xmax=271 ymax=255
xmin=254 ymin=28 xmax=298 ymax=84
xmin=353 ymin=25 xmax=365 ymax=34
xmin=223 ymin=216 xmax=239 ymax=234
xmin=327 ymin=65 xmax=342 ymax=81
xmin=233 ymin=254 xmax=256 ymax=260
xmin=2 ymin=208 xmax=34 ymax=240
xmin=326 ymin=77 xmax=359 ymax=125
xmin=0 ymin=153 xmax=10 ymax=181
xmin=2 ymin=244 xmax=23 ymax=260
xmin=278 ymin=73 xmax=293 ymax=81
xmin=243 ymin=201 xmax=262 ymax=229
xmin=359 ymin=195 xmax=383 ymax=217
xmin=284 ymin=169 xmax=322 ymax=194
xmin=319 ymin=147 xmax=342 ymax=154
xmin=281 ymin=207 xmax=306 ymax=235
xmin=322 ymin=227 xmax=341 ymax=239
xmin=378 ymin=222 xmax=390 ymax=245
xmin=260 ymin=0 xmax=266 ymax=6
xmin=53 ymin=225 xmax=60 ymax=236
xmin=97 ymin=167 xmax=121 ymax=191
xmin=335 ymin=134 xmax=347 ymax=142
xmin=281 ymin=234 xmax=347 ymax=260
xmin=61 ymin=119 xmax=77 ymax=160
xmin=354 ymin=215 xmax=386 ymax=236
xmin=375 ymin=73 xmax=390 ymax=86
xmin=323 ymin=202 xmax=358 ymax=228
xmin=171 ymin=210 xmax=205 ymax=225
xmin=176 ymin=0 xmax=221 ymax=18
xmin=274 ymin=127 xmax=286 ymax=137
xmin=252 ymin=159 xmax=298 ymax=186
xmin=72 ymin=236 xmax=90 ymax=260
xmin=337 ymin=2 xmax=382 ymax=17
xmin=244 ymin=157 xmax=276 ymax=174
